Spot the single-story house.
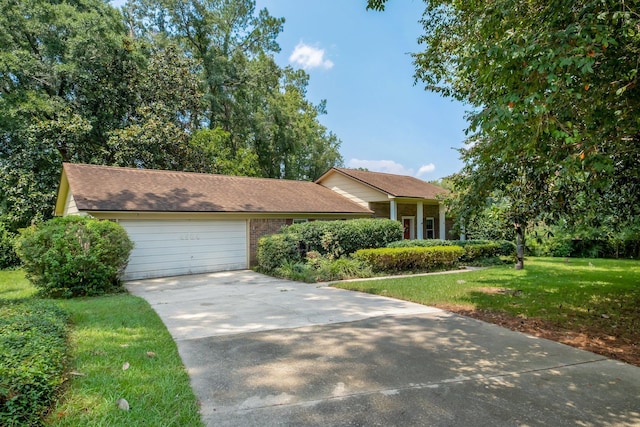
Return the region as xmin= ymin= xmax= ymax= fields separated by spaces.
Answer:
xmin=55 ymin=163 xmax=453 ymax=280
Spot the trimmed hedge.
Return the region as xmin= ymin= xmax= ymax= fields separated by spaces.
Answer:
xmin=16 ymin=216 xmax=134 ymax=298
xmin=283 ymin=219 xmax=403 ymax=259
xmin=353 ymin=246 xmax=465 ymax=273
xmin=387 ymin=239 xmax=458 ymax=248
xmin=0 ymin=299 xmax=69 ymax=426
xmin=458 ymin=242 xmax=501 ymax=262
xmin=388 ymin=239 xmax=515 ymax=261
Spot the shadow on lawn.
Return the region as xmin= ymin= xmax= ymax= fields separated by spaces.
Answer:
xmin=462 ymin=261 xmax=640 ymax=331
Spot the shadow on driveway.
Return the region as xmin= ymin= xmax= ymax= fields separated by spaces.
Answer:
xmin=127 ymin=271 xmax=640 ymax=427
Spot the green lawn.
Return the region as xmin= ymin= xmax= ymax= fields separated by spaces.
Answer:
xmin=334 ymin=257 xmax=640 ymax=347
xmin=4 ymin=257 xmax=639 ymax=424
xmin=0 ymin=270 xmax=203 ymax=426
xmin=0 ymin=269 xmax=37 ymax=300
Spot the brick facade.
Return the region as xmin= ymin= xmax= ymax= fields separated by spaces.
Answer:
xmin=248 ymin=218 xmax=293 ymax=266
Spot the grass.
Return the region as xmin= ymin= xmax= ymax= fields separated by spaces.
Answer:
xmin=0 ymin=270 xmax=203 ymax=426
xmin=0 ymin=269 xmax=37 ymax=300
xmin=334 ymin=257 xmax=640 ymax=345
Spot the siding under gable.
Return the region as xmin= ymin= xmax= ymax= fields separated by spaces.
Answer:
xmin=319 ymin=173 xmax=388 ymax=207
xmin=65 ymin=191 xmax=80 ymax=215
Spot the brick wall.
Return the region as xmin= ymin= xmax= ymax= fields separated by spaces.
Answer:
xmin=248 ymin=218 xmax=293 ymax=266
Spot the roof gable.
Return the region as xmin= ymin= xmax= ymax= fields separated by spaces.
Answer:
xmin=57 ymin=163 xmax=372 ymax=215
xmin=316 ymin=167 xmax=449 ymax=200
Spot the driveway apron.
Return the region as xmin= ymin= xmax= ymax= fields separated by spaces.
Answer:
xmin=126 ymin=270 xmax=640 ymax=427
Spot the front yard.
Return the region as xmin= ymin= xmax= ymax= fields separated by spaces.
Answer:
xmin=0 ymin=271 xmax=202 ymax=426
xmin=334 ymin=257 xmax=640 ymax=366
xmin=2 ymin=255 xmax=639 ymax=424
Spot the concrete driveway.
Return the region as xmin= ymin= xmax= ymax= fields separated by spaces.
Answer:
xmin=126 ymin=270 xmax=640 ymax=427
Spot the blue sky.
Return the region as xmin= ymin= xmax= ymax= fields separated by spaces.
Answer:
xmin=112 ymin=0 xmax=469 ymax=180
xmin=254 ymin=0 xmax=468 ymax=180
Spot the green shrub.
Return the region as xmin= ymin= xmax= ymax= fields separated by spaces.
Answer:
xmin=527 ymin=223 xmax=640 ymax=259
xmin=307 ymin=255 xmax=373 ymax=282
xmin=495 ymin=240 xmax=517 ymax=256
xmin=387 ymin=239 xmax=457 ymax=248
xmin=257 ymin=233 xmax=302 ymax=272
xmin=0 ymin=223 xmax=20 ymax=269
xmin=353 ymin=246 xmax=464 ymax=273
xmin=459 ymin=242 xmax=501 ymax=262
xmin=388 ymin=239 xmax=514 ymax=262
xmin=529 ymin=237 xmax=640 ymax=259
xmin=284 ymin=219 xmax=403 ymax=258
xmin=274 ymin=260 xmax=316 ymax=282
xmin=16 ymin=216 xmax=134 ymax=298
xmin=0 ymin=299 xmax=69 ymax=426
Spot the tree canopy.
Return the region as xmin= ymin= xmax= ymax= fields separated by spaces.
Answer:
xmin=370 ymin=0 xmax=639 ymax=254
xmin=1 ymin=0 xmax=343 ymax=230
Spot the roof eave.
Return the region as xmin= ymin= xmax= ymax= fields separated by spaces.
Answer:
xmin=74 ymin=209 xmax=372 ymax=217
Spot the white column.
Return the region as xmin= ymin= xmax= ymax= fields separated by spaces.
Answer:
xmin=417 ymin=202 xmax=424 ymax=240
xmin=438 ymin=202 xmax=446 ymax=240
xmin=390 ymin=199 xmax=397 ymax=221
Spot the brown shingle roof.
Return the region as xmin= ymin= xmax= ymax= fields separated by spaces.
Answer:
xmin=62 ymin=163 xmax=372 ymax=214
xmin=318 ymin=167 xmax=449 ymax=199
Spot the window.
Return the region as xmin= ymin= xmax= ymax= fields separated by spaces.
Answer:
xmin=425 ymin=217 xmax=435 ymax=239
xmin=293 ymin=219 xmax=309 ymax=224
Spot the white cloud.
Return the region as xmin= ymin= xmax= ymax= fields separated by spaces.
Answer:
xmin=416 ymin=163 xmax=436 ymax=177
xmin=289 ymin=42 xmax=334 ymax=70
xmin=347 ymin=159 xmax=436 ymax=178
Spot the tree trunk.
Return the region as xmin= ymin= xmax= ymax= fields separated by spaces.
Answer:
xmin=515 ymin=224 xmax=525 ymax=270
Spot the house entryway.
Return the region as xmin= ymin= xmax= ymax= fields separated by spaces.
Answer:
xmin=402 ymin=216 xmax=415 ymax=239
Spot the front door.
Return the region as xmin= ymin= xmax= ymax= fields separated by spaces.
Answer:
xmin=402 ymin=217 xmax=415 ymax=240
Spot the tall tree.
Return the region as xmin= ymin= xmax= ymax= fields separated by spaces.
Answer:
xmin=128 ymin=0 xmax=343 ymax=179
xmin=127 ymin=0 xmax=284 ymax=136
xmin=106 ymin=43 xmax=205 ymax=169
xmin=0 ymin=0 xmax=128 ymax=228
xmin=251 ymin=64 xmax=343 ymax=179
xmin=1 ymin=0 xmax=206 ymax=228
xmin=1 ymin=0 xmax=345 ymax=229
xmin=369 ymin=0 xmax=640 ymax=266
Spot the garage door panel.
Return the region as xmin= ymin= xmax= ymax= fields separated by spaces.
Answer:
xmin=125 ymin=244 xmax=246 ymax=259
xmin=124 ymin=221 xmax=242 ymax=231
xmin=126 ymin=251 xmax=247 ymax=266
xmin=125 ymin=259 xmax=246 ymax=278
xmin=128 ymin=237 xmax=245 ymax=249
xmin=119 ymin=219 xmax=247 ymax=280
xmin=128 ymin=239 xmax=245 ymax=253
xmin=125 ymin=230 xmax=246 ymax=243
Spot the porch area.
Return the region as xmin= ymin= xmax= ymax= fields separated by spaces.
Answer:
xmin=370 ymin=200 xmax=453 ymax=240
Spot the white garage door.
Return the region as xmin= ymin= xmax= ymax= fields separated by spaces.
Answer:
xmin=119 ymin=219 xmax=247 ymax=280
